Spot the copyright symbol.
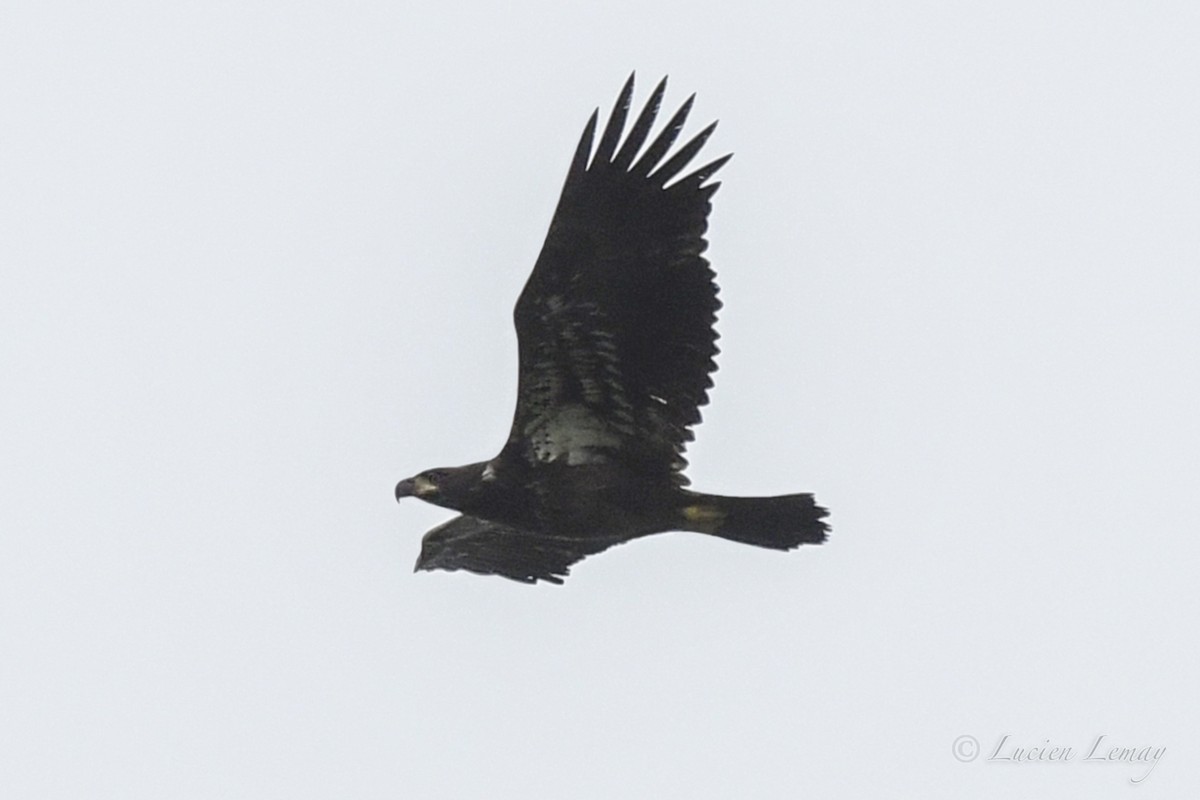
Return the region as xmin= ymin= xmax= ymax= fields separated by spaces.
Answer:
xmin=953 ymin=735 xmax=980 ymax=762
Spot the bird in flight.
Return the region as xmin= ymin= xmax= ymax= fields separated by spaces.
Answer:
xmin=395 ymin=74 xmax=829 ymax=584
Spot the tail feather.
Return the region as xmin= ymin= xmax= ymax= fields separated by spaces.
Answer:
xmin=681 ymin=493 xmax=830 ymax=550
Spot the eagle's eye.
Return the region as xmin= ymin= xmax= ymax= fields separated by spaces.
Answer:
xmin=408 ymin=469 xmax=446 ymax=498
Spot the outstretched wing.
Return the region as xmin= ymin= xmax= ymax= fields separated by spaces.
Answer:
xmin=414 ymin=515 xmax=626 ymax=585
xmin=505 ymin=75 xmax=731 ymax=482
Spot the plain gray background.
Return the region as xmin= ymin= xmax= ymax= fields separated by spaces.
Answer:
xmin=3 ymin=1 xmax=1197 ymax=797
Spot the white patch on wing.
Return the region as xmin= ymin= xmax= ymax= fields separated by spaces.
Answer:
xmin=481 ymin=463 xmax=497 ymax=481
xmin=526 ymin=404 xmax=621 ymax=465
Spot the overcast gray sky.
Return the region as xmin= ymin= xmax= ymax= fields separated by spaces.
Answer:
xmin=3 ymin=1 xmax=1198 ymax=797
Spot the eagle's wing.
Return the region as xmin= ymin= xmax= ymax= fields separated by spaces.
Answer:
xmin=414 ymin=515 xmax=626 ymax=585
xmin=505 ymin=75 xmax=730 ymax=482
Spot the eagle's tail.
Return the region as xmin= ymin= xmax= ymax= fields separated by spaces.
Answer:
xmin=679 ymin=493 xmax=830 ymax=550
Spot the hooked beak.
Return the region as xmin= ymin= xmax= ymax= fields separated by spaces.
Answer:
xmin=394 ymin=478 xmax=416 ymax=501
xmin=395 ymin=475 xmax=436 ymax=501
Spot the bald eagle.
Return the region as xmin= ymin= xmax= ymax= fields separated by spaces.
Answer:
xmin=395 ymin=75 xmax=828 ymax=584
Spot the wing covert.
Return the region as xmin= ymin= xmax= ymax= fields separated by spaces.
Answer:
xmin=506 ymin=74 xmax=730 ymax=481
xmin=415 ymin=515 xmax=624 ymax=585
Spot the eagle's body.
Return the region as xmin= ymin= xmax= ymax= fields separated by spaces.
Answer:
xmin=395 ymin=75 xmax=829 ymax=583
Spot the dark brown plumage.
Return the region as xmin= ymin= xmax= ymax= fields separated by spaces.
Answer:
xmin=394 ymin=75 xmax=828 ymax=584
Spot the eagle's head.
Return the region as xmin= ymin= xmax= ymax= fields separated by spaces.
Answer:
xmin=394 ymin=461 xmax=496 ymax=510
